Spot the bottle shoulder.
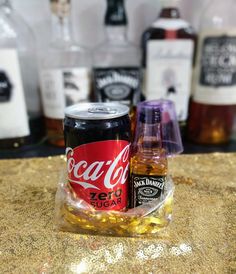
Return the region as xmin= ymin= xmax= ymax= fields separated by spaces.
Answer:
xmin=199 ymin=0 xmax=236 ymax=30
xmin=95 ymin=38 xmax=139 ymax=53
xmin=93 ymin=39 xmax=141 ymax=67
xmin=47 ymin=39 xmax=90 ymax=52
xmin=142 ymin=24 xmax=196 ymax=41
xmin=131 ymin=152 xmax=168 ymax=176
xmin=0 ymin=9 xmax=36 ymax=50
xmin=151 ymin=18 xmax=191 ymax=30
xmin=39 ymin=44 xmax=92 ymax=69
xmin=131 ymin=149 xmax=168 ymax=163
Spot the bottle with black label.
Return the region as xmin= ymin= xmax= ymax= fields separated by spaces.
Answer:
xmin=130 ymin=101 xmax=168 ymax=208
xmin=141 ymin=0 xmax=197 ymax=137
xmin=93 ymin=0 xmax=141 ymax=111
xmin=39 ymin=0 xmax=92 ymax=147
xmin=0 ymin=0 xmax=44 ymax=149
xmin=187 ymin=0 xmax=236 ymax=144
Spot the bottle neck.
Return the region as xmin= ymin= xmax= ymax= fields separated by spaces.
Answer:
xmin=200 ymin=0 xmax=235 ymax=30
xmin=0 ymin=0 xmax=9 ymax=6
xmin=0 ymin=0 xmax=11 ymax=12
xmin=105 ymin=0 xmax=127 ymax=26
xmin=50 ymin=0 xmax=73 ymax=45
xmin=105 ymin=26 xmax=127 ymax=43
xmin=51 ymin=14 xmax=73 ymax=44
xmin=136 ymin=123 xmax=163 ymax=155
xmin=159 ymin=7 xmax=180 ymax=19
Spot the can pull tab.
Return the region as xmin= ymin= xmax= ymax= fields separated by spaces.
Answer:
xmin=88 ymin=107 xmax=117 ymax=115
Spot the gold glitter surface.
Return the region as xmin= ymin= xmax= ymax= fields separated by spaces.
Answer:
xmin=0 ymin=153 xmax=235 ymax=273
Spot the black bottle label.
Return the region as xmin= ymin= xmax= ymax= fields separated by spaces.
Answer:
xmin=93 ymin=67 xmax=142 ymax=108
xmin=200 ymin=36 xmax=236 ymax=87
xmin=0 ymin=70 xmax=12 ymax=103
xmin=130 ymin=174 xmax=166 ymax=208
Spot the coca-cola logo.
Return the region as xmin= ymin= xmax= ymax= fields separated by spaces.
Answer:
xmin=66 ymin=140 xmax=130 ymax=210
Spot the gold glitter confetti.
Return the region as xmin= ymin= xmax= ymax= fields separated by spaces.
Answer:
xmin=0 ymin=154 xmax=235 ymax=273
xmin=56 ymin=177 xmax=174 ymax=237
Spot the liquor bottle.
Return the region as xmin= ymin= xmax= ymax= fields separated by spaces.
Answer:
xmin=0 ymin=0 xmax=43 ymax=149
xmin=93 ymin=0 xmax=142 ymax=112
xmin=141 ymin=0 xmax=197 ymax=137
xmin=130 ymin=101 xmax=168 ymax=208
xmin=231 ymin=110 xmax=236 ymax=141
xmin=187 ymin=0 xmax=236 ymax=144
xmin=39 ymin=0 xmax=92 ymax=147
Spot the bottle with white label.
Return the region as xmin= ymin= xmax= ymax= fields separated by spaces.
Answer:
xmin=0 ymin=0 xmax=43 ymax=149
xmin=141 ymin=0 xmax=197 ymax=137
xmin=187 ymin=0 xmax=236 ymax=144
xmin=39 ymin=0 xmax=92 ymax=147
xmin=93 ymin=0 xmax=142 ymax=111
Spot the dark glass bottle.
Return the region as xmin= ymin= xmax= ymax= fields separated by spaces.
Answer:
xmin=141 ymin=1 xmax=197 ymax=138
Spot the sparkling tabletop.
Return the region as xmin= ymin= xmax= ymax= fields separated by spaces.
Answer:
xmin=0 ymin=154 xmax=235 ymax=273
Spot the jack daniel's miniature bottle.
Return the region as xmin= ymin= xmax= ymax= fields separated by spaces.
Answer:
xmin=93 ymin=0 xmax=141 ymax=111
xmin=130 ymin=101 xmax=168 ymax=208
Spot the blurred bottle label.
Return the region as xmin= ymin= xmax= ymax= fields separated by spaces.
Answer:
xmin=194 ymin=30 xmax=236 ymax=105
xmin=146 ymin=40 xmax=194 ymax=122
xmin=19 ymin=53 xmax=41 ymax=116
xmin=93 ymin=67 xmax=141 ymax=108
xmin=40 ymin=68 xmax=91 ymax=119
xmin=0 ymin=49 xmax=29 ymax=139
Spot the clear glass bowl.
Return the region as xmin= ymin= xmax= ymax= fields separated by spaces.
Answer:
xmin=55 ymin=173 xmax=174 ymax=237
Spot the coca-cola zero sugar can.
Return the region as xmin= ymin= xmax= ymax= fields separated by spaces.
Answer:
xmin=64 ymin=103 xmax=131 ymax=211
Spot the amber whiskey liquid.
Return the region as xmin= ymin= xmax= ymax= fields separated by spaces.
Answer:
xmin=45 ymin=117 xmax=64 ymax=147
xmin=188 ymin=101 xmax=234 ymax=144
xmin=130 ymin=146 xmax=168 ymax=208
xmin=187 ymin=0 xmax=236 ymax=145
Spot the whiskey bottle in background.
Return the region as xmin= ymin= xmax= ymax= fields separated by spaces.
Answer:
xmin=39 ymin=0 xmax=92 ymax=147
xmin=187 ymin=0 xmax=236 ymax=145
xmin=0 ymin=0 xmax=43 ymax=149
xmin=93 ymin=0 xmax=142 ymax=112
xmin=141 ymin=0 xmax=197 ymax=137
xmin=130 ymin=101 xmax=168 ymax=208
xmin=231 ymin=107 xmax=236 ymax=141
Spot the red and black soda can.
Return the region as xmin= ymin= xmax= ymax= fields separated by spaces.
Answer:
xmin=64 ymin=103 xmax=131 ymax=211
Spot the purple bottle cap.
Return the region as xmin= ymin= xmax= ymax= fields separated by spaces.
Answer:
xmin=136 ymin=99 xmax=183 ymax=156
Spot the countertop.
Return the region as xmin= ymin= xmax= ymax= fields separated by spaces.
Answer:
xmin=0 ymin=153 xmax=235 ymax=273
xmin=0 ymin=139 xmax=236 ymax=159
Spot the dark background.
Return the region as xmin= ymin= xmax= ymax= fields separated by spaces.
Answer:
xmin=1 ymin=138 xmax=236 ymax=159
